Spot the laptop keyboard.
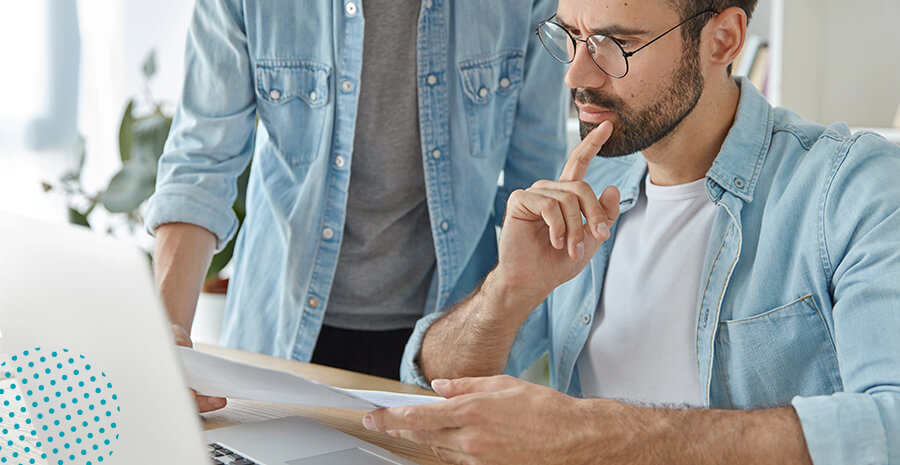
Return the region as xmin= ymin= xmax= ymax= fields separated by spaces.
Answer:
xmin=209 ymin=442 xmax=261 ymax=465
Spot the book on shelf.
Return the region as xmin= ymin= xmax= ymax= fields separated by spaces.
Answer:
xmin=734 ymin=34 xmax=769 ymax=96
xmin=747 ymin=45 xmax=769 ymax=95
xmin=893 ymin=103 xmax=900 ymax=129
xmin=735 ymin=34 xmax=765 ymax=77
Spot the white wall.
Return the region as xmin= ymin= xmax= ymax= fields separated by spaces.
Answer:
xmin=777 ymin=0 xmax=900 ymax=127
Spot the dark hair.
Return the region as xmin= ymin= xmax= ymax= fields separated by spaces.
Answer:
xmin=666 ymin=1 xmax=758 ymax=72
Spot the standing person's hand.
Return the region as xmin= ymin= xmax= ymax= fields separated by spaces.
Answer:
xmin=495 ymin=120 xmax=620 ymax=301
xmin=172 ymin=324 xmax=227 ymax=413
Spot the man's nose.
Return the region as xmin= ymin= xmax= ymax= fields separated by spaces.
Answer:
xmin=564 ymin=41 xmax=610 ymax=91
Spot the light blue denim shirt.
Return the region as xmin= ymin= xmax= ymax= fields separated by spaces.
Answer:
xmin=403 ymin=79 xmax=900 ymax=464
xmin=144 ymin=0 xmax=568 ymax=360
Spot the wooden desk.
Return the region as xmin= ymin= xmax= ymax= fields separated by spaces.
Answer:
xmin=195 ymin=344 xmax=444 ymax=465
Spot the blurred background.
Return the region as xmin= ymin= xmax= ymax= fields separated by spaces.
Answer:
xmin=1 ymin=0 xmax=898 ymax=353
xmin=3 ymin=0 xmax=899 ymax=231
xmin=0 ymin=0 xmax=192 ymax=231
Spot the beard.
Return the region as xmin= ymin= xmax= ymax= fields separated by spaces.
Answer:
xmin=574 ymin=48 xmax=705 ymax=158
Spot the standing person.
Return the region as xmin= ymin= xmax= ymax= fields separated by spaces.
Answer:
xmin=145 ymin=0 xmax=568 ymax=412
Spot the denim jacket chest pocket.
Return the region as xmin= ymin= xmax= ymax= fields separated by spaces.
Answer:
xmin=255 ymin=59 xmax=331 ymax=165
xmin=714 ymin=295 xmax=843 ymax=410
xmin=458 ymin=50 xmax=524 ymax=157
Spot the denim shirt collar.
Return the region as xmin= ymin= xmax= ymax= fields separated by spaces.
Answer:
xmin=617 ymin=77 xmax=774 ymax=206
xmin=705 ymin=77 xmax=774 ymax=203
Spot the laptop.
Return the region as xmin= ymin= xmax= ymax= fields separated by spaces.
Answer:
xmin=0 ymin=214 xmax=417 ymax=465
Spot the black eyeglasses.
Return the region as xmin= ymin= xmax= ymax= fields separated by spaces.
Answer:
xmin=535 ymin=9 xmax=718 ymax=78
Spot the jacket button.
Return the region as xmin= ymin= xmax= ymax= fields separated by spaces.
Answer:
xmin=322 ymin=228 xmax=334 ymax=240
xmin=345 ymin=2 xmax=357 ymax=16
xmin=734 ymin=177 xmax=745 ymax=189
xmin=499 ymin=77 xmax=510 ymax=88
xmin=478 ymin=87 xmax=489 ymax=98
xmin=308 ymin=297 xmax=320 ymax=308
xmin=582 ymin=314 xmax=591 ymax=325
xmin=269 ymin=89 xmax=281 ymax=100
xmin=427 ymin=74 xmax=438 ymax=85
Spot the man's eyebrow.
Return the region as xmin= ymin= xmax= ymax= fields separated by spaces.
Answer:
xmin=554 ymin=16 xmax=648 ymax=37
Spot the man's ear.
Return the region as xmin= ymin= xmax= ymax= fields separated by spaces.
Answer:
xmin=704 ymin=6 xmax=747 ymax=72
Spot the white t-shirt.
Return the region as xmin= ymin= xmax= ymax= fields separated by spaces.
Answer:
xmin=577 ymin=176 xmax=716 ymax=406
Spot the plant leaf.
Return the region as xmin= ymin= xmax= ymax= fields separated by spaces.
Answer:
xmin=142 ymin=51 xmax=157 ymax=80
xmin=207 ymin=236 xmax=236 ymax=280
xmin=100 ymin=161 xmax=157 ymax=213
xmin=73 ymin=134 xmax=87 ymax=174
xmin=68 ymin=208 xmax=91 ymax=227
xmin=130 ymin=113 xmax=172 ymax=175
xmin=118 ymin=100 xmax=135 ymax=162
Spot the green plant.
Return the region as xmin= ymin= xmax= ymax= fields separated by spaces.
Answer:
xmin=43 ymin=51 xmax=248 ymax=281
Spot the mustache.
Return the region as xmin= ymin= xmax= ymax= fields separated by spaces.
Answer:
xmin=571 ymin=88 xmax=626 ymax=112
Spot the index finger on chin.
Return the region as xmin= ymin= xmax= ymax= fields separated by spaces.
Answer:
xmin=558 ymin=120 xmax=613 ymax=182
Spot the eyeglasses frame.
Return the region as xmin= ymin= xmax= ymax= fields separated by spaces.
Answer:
xmin=535 ymin=8 xmax=719 ymax=78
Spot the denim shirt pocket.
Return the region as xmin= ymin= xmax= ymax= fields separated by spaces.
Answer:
xmin=255 ymin=59 xmax=331 ymax=165
xmin=714 ymin=295 xmax=842 ymax=410
xmin=458 ymin=49 xmax=524 ymax=158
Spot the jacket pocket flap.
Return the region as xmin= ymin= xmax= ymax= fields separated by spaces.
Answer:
xmin=459 ymin=50 xmax=524 ymax=105
xmin=256 ymin=59 xmax=331 ymax=108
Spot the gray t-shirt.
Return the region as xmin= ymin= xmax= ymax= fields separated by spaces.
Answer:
xmin=325 ymin=0 xmax=436 ymax=330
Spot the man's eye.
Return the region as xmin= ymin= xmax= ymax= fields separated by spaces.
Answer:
xmin=612 ymin=37 xmax=635 ymax=49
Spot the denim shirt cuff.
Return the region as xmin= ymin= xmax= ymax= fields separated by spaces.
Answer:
xmin=791 ymin=393 xmax=892 ymax=464
xmin=144 ymin=187 xmax=239 ymax=252
xmin=400 ymin=312 xmax=445 ymax=389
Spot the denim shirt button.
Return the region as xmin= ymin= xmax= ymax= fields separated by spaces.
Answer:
xmin=427 ymin=74 xmax=438 ymax=86
xmin=334 ymin=156 xmax=345 ymax=168
xmin=478 ymin=87 xmax=489 ymax=98
xmin=440 ymin=220 xmax=450 ymax=232
xmin=582 ymin=314 xmax=591 ymax=325
xmin=307 ymin=297 xmax=320 ymax=308
xmin=734 ymin=177 xmax=745 ymax=189
xmin=308 ymin=91 xmax=318 ymax=102
xmin=431 ymin=149 xmax=442 ymax=159
xmin=499 ymin=77 xmax=510 ymax=89
xmin=341 ymin=80 xmax=354 ymax=92
xmin=269 ymin=89 xmax=281 ymax=101
xmin=321 ymin=227 xmax=334 ymax=240
xmin=345 ymin=2 xmax=357 ymax=16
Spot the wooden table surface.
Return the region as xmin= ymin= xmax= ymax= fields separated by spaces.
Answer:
xmin=195 ymin=344 xmax=444 ymax=465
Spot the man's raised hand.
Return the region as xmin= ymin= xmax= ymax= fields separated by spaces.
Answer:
xmin=496 ymin=121 xmax=620 ymax=299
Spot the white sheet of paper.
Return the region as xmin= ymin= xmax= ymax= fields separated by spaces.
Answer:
xmin=336 ymin=388 xmax=445 ymax=408
xmin=177 ymin=347 xmax=442 ymax=409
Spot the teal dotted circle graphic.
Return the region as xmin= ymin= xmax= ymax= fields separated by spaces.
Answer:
xmin=0 ymin=348 xmax=119 ymax=465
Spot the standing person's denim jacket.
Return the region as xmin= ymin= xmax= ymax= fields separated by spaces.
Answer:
xmin=403 ymin=79 xmax=900 ymax=464
xmin=144 ymin=0 xmax=569 ymax=361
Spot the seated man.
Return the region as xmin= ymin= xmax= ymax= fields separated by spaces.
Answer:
xmin=361 ymin=0 xmax=900 ymax=464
